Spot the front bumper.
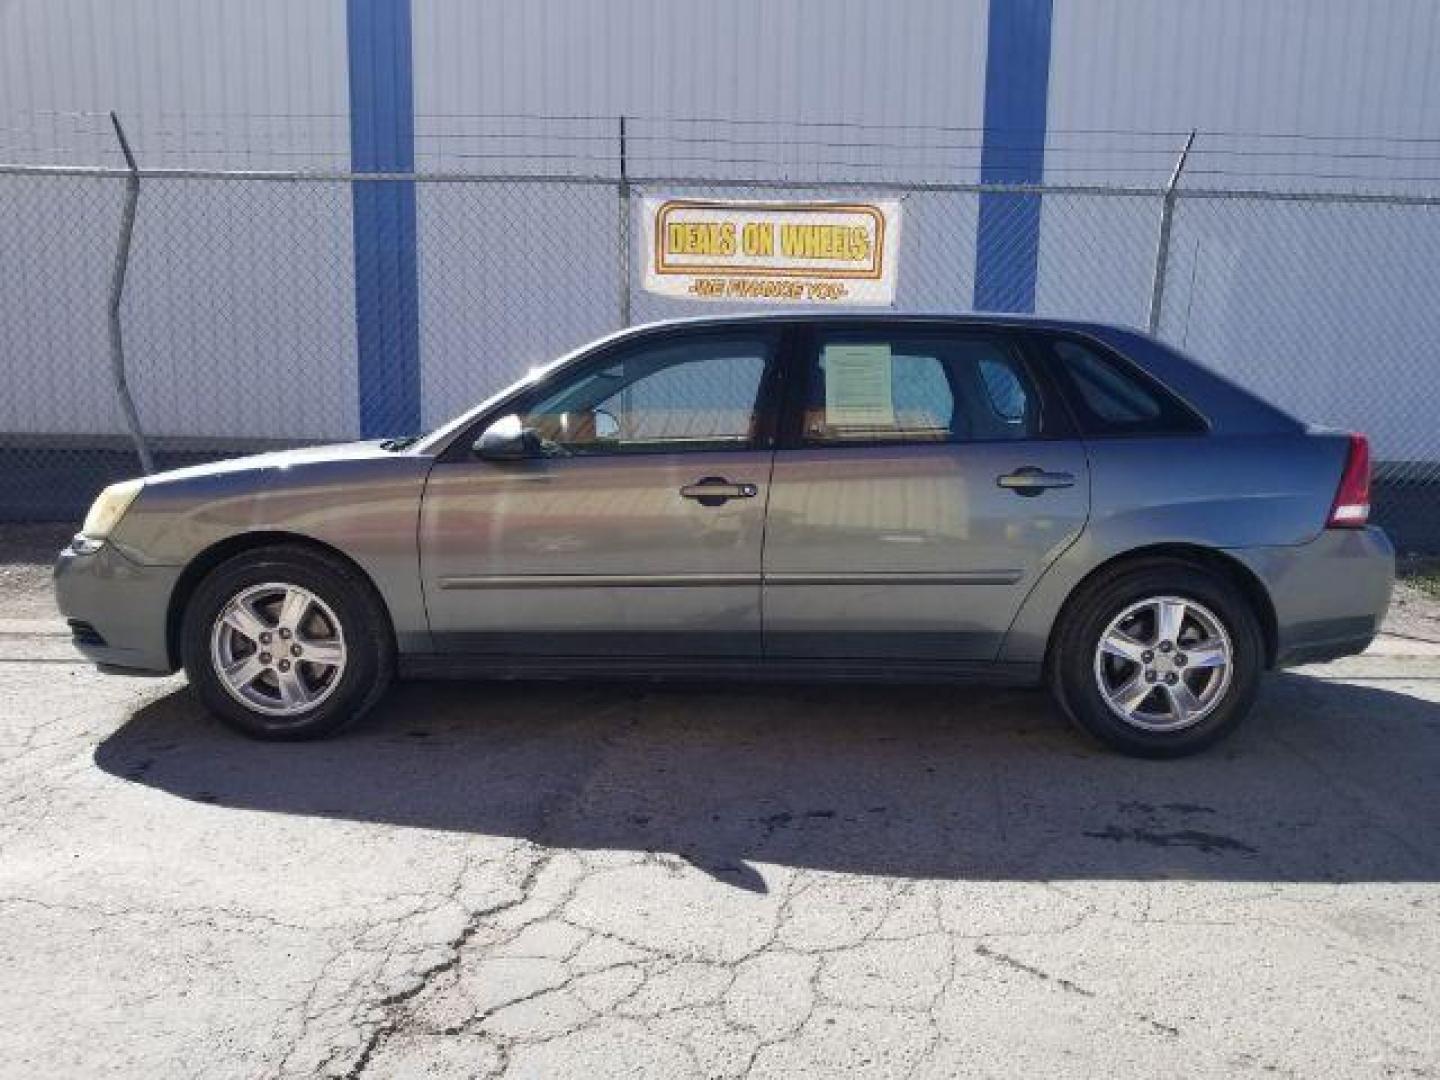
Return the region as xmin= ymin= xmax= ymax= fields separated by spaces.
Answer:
xmin=53 ymin=541 xmax=182 ymax=675
xmin=1230 ymin=526 xmax=1395 ymax=668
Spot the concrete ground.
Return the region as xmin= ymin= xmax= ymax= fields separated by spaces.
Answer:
xmin=2 ymin=525 xmax=1439 ymax=1078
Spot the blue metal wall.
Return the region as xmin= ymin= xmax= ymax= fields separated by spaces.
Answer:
xmin=974 ymin=0 xmax=1054 ymax=313
xmin=347 ymin=0 xmax=421 ymax=436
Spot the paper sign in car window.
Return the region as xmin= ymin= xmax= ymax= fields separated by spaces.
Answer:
xmin=823 ymin=344 xmax=895 ymax=428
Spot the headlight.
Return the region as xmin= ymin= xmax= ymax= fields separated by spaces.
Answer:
xmin=78 ymin=479 xmax=144 ymax=543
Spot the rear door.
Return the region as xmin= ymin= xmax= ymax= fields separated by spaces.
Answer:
xmin=761 ymin=323 xmax=1090 ymax=661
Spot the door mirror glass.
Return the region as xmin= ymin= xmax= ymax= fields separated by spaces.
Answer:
xmin=473 ymin=414 xmax=539 ymax=460
xmin=528 ymin=410 xmax=617 ymax=449
xmin=594 ymin=408 xmax=620 ymax=440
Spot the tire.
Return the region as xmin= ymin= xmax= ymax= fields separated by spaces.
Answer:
xmin=1049 ymin=557 xmax=1263 ymax=758
xmin=180 ymin=544 xmax=394 ymax=740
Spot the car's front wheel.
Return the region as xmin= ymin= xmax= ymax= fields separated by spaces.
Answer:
xmin=1050 ymin=558 xmax=1264 ymax=758
xmin=181 ymin=544 xmax=394 ymax=739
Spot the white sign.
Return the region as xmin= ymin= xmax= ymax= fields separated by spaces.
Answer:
xmin=823 ymin=344 xmax=895 ymax=428
xmin=642 ymin=197 xmax=902 ymax=306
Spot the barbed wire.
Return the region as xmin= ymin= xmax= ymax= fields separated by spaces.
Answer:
xmin=10 ymin=106 xmax=1440 ymax=142
xmin=6 ymin=111 xmax=1440 ymax=194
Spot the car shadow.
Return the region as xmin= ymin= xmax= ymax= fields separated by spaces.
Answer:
xmin=94 ymin=672 xmax=1440 ymax=891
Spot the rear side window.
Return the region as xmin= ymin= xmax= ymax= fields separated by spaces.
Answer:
xmin=1046 ymin=337 xmax=1205 ymax=436
xmin=800 ymin=331 xmax=1041 ymax=445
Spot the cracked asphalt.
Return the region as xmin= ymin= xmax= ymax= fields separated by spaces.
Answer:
xmin=2 ymin=532 xmax=1439 ymax=1077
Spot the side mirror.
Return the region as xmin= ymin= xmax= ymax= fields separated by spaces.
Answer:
xmin=594 ymin=408 xmax=620 ymax=440
xmin=473 ymin=414 xmax=540 ymax=460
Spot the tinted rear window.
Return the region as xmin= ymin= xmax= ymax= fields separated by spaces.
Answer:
xmin=1045 ymin=336 xmax=1206 ymax=436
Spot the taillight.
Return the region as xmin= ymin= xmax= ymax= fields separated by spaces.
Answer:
xmin=1327 ymin=433 xmax=1371 ymax=528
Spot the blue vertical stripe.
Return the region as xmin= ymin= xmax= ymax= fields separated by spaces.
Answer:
xmin=347 ymin=0 xmax=421 ymax=436
xmin=973 ymin=0 xmax=1054 ymax=313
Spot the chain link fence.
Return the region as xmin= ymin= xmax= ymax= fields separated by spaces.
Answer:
xmin=2 ymin=159 xmax=1438 ymax=550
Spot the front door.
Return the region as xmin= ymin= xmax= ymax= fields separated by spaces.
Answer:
xmin=420 ymin=328 xmax=782 ymax=657
xmin=762 ymin=324 xmax=1090 ymax=661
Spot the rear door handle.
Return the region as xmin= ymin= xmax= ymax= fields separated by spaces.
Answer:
xmin=997 ymin=466 xmax=1076 ymax=496
xmin=680 ymin=476 xmax=759 ymax=506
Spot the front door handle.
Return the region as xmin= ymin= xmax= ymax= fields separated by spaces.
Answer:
xmin=997 ymin=466 xmax=1076 ymax=496
xmin=680 ymin=476 xmax=759 ymax=506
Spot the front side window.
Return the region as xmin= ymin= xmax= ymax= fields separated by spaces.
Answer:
xmin=801 ymin=331 xmax=1040 ymax=445
xmin=520 ymin=335 xmax=774 ymax=454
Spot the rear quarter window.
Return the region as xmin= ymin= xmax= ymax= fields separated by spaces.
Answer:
xmin=1044 ymin=336 xmax=1206 ymax=437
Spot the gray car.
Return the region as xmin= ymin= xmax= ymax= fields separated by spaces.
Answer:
xmin=55 ymin=314 xmax=1393 ymax=757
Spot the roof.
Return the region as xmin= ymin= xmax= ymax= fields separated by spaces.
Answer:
xmin=620 ymin=310 xmax=1138 ymax=338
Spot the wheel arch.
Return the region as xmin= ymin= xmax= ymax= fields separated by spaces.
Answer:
xmin=165 ymin=531 xmax=396 ymax=670
xmin=1043 ymin=543 xmax=1279 ymax=677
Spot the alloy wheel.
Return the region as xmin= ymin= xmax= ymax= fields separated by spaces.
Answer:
xmin=1092 ymin=595 xmax=1234 ymax=732
xmin=209 ymin=582 xmax=347 ymax=718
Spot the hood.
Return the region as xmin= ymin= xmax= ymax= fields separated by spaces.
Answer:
xmin=141 ymin=440 xmax=404 ymax=486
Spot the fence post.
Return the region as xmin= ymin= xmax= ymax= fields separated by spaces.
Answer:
xmin=1146 ymin=129 xmax=1196 ymax=336
xmin=106 ymin=111 xmax=154 ymax=475
xmin=617 ymin=115 xmax=632 ymax=328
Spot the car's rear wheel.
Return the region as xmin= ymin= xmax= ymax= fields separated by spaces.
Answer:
xmin=1050 ymin=558 xmax=1263 ymax=757
xmin=181 ymin=544 xmax=393 ymax=740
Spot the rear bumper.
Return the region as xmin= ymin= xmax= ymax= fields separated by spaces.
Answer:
xmin=1229 ymin=526 xmax=1395 ymax=668
xmin=53 ymin=541 xmax=181 ymax=675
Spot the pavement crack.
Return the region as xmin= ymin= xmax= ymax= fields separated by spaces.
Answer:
xmin=973 ymin=941 xmax=1095 ymax=997
xmin=340 ymin=843 xmax=557 ymax=1079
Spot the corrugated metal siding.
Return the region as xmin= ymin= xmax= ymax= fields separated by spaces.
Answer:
xmin=0 ymin=0 xmax=357 ymax=439
xmin=410 ymin=0 xmax=994 ymax=419
xmin=413 ymin=0 xmax=989 ymax=131
xmin=0 ymin=0 xmax=350 ymax=169
xmin=1046 ymin=0 xmax=1440 ymax=188
xmin=1050 ymin=0 xmax=1440 ymax=138
xmin=410 ymin=0 xmax=991 ymax=180
xmin=1042 ymin=0 xmax=1440 ymax=460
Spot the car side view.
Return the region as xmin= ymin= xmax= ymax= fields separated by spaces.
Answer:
xmin=55 ymin=314 xmax=1394 ymax=757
